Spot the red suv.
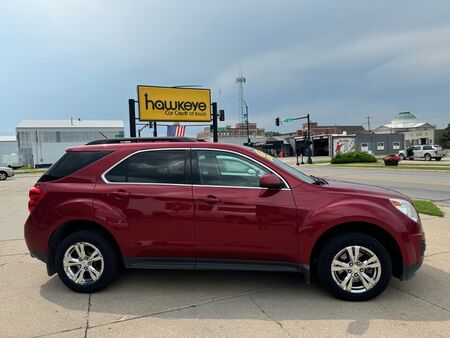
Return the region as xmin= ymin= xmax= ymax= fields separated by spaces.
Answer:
xmin=25 ymin=141 xmax=425 ymax=301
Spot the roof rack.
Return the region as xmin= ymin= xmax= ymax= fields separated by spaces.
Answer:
xmin=86 ymin=137 xmax=201 ymax=145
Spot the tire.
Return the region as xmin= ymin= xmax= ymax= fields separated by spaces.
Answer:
xmin=318 ymin=232 xmax=392 ymax=301
xmin=424 ymin=153 xmax=431 ymax=161
xmin=0 ymin=171 xmax=7 ymax=180
xmin=55 ymin=230 xmax=120 ymax=293
xmin=435 ymin=157 xmax=442 ymax=161
xmin=399 ymin=154 xmax=405 ymax=160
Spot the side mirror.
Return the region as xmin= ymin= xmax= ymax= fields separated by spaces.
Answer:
xmin=260 ymin=173 xmax=284 ymax=189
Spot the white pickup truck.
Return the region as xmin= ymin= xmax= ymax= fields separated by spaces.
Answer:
xmin=398 ymin=145 xmax=447 ymax=161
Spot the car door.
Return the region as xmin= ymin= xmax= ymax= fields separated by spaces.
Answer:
xmin=191 ymin=149 xmax=299 ymax=270
xmin=413 ymin=145 xmax=422 ymax=158
xmin=95 ymin=149 xmax=195 ymax=267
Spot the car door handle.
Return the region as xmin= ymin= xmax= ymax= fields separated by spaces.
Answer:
xmin=108 ymin=190 xmax=130 ymax=200
xmin=198 ymin=195 xmax=220 ymax=204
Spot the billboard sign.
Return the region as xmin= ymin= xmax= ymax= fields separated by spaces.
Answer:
xmin=137 ymin=85 xmax=211 ymax=122
xmin=333 ymin=137 xmax=355 ymax=155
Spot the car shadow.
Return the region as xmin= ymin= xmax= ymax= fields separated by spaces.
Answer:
xmin=39 ymin=262 xmax=450 ymax=334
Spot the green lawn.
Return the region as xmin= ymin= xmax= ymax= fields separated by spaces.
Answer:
xmin=412 ymin=200 xmax=445 ymax=217
xmin=330 ymin=162 xmax=450 ymax=171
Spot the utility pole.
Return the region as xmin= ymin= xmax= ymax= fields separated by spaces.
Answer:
xmin=243 ymin=100 xmax=250 ymax=145
xmin=366 ymin=116 xmax=371 ymax=133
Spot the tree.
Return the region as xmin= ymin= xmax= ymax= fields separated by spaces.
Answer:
xmin=443 ymin=123 xmax=450 ymax=148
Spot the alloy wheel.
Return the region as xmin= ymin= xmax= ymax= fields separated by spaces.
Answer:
xmin=331 ymin=245 xmax=382 ymax=294
xmin=63 ymin=242 xmax=104 ymax=285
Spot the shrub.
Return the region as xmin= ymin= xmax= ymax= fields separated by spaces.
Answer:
xmin=331 ymin=151 xmax=377 ymax=164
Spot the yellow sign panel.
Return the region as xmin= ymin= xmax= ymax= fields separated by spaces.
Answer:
xmin=137 ymin=85 xmax=211 ymax=122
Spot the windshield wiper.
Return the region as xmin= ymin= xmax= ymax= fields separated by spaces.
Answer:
xmin=310 ymin=175 xmax=328 ymax=185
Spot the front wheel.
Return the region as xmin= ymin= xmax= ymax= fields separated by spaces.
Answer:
xmin=424 ymin=153 xmax=431 ymax=161
xmin=0 ymin=171 xmax=7 ymax=180
xmin=55 ymin=230 xmax=120 ymax=293
xmin=398 ymin=154 xmax=405 ymax=160
xmin=318 ymin=232 xmax=392 ymax=301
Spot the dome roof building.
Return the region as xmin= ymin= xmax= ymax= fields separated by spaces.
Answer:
xmin=374 ymin=112 xmax=436 ymax=146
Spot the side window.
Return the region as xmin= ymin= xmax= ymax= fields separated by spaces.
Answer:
xmin=104 ymin=150 xmax=188 ymax=184
xmin=414 ymin=146 xmax=421 ymax=150
xmin=196 ymin=150 xmax=270 ymax=187
xmin=422 ymin=146 xmax=432 ymax=150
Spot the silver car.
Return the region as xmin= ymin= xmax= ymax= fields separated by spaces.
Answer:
xmin=0 ymin=166 xmax=14 ymax=180
xmin=398 ymin=145 xmax=447 ymax=161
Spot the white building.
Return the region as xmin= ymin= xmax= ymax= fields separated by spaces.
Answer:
xmin=0 ymin=136 xmax=19 ymax=167
xmin=17 ymin=120 xmax=124 ymax=168
xmin=374 ymin=112 xmax=436 ymax=147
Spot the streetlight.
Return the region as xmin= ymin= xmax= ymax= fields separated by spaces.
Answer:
xmin=243 ymin=100 xmax=250 ymax=145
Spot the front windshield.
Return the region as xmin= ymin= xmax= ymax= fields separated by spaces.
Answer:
xmin=248 ymin=148 xmax=316 ymax=184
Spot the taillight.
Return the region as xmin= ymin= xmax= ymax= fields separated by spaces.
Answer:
xmin=28 ymin=186 xmax=46 ymax=213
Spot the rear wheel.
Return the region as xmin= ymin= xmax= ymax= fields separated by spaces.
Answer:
xmin=318 ymin=232 xmax=392 ymax=301
xmin=424 ymin=153 xmax=431 ymax=161
xmin=435 ymin=157 xmax=442 ymax=161
xmin=55 ymin=230 xmax=120 ymax=293
xmin=0 ymin=171 xmax=7 ymax=180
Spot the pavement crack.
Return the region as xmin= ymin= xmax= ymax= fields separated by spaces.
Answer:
xmin=87 ymin=287 xmax=274 ymax=331
xmin=249 ymin=294 xmax=293 ymax=338
xmin=84 ymin=293 xmax=92 ymax=338
xmin=425 ymin=250 xmax=450 ymax=258
xmin=30 ymin=326 xmax=84 ymax=338
xmin=390 ymin=285 xmax=449 ymax=313
xmin=0 ymin=253 xmax=28 ymax=257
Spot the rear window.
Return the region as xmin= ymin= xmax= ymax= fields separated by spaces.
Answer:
xmin=38 ymin=151 xmax=110 ymax=182
xmin=104 ymin=150 xmax=188 ymax=184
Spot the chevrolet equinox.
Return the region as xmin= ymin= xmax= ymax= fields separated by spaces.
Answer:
xmin=25 ymin=141 xmax=425 ymax=301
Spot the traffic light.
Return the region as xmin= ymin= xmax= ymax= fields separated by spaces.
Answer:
xmin=275 ymin=117 xmax=280 ymax=126
xmin=219 ymin=109 xmax=225 ymax=121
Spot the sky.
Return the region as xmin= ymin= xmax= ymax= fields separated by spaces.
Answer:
xmin=1 ymin=0 xmax=450 ymax=137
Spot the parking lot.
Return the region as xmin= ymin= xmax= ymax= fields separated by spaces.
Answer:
xmin=1 ymin=174 xmax=450 ymax=337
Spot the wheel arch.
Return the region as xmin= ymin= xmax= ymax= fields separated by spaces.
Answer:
xmin=47 ymin=219 xmax=123 ymax=275
xmin=309 ymin=222 xmax=403 ymax=279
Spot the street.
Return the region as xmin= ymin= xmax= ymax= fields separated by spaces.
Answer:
xmin=1 ymin=173 xmax=450 ymax=337
xmin=295 ymin=166 xmax=450 ymax=203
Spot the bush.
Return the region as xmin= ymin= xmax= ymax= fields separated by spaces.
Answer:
xmin=331 ymin=151 xmax=377 ymax=164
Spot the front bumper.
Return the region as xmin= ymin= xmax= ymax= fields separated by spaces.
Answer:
xmin=401 ymin=260 xmax=423 ymax=280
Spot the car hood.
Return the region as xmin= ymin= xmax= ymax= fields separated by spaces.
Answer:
xmin=319 ymin=179 xmax=408 ymax=200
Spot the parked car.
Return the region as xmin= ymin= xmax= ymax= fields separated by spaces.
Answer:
xmin=25 ymin=140 xmax=425 ymax=301
xmin=383 ymin=154 xmax=401 ymax=166
xmin=398 ymin=145 xmax=447 ymax=161
xmin=0 ymin=166 xmax=14 ymax=180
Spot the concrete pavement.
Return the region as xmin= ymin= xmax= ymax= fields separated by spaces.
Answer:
xmin=1 ymin=174 xmax=450 ymax=337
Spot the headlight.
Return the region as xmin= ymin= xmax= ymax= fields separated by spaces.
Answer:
xmin=390 ymin=198 xmax=419 ymax=222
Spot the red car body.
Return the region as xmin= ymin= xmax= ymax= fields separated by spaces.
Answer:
xmin=24 ymin=142 xmax=425 ymax=288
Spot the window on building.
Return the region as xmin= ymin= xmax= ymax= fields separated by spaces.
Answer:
xmin=393 ymin=142 xmax=400 ymax=150
xmin=377 ymin=142 xmax=384 ymax=151
xmin=361 ymin=142 xmax=369 ymax=151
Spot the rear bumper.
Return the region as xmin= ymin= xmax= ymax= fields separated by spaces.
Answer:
xmin=29 ymin=249 xmax=55 ymax=276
